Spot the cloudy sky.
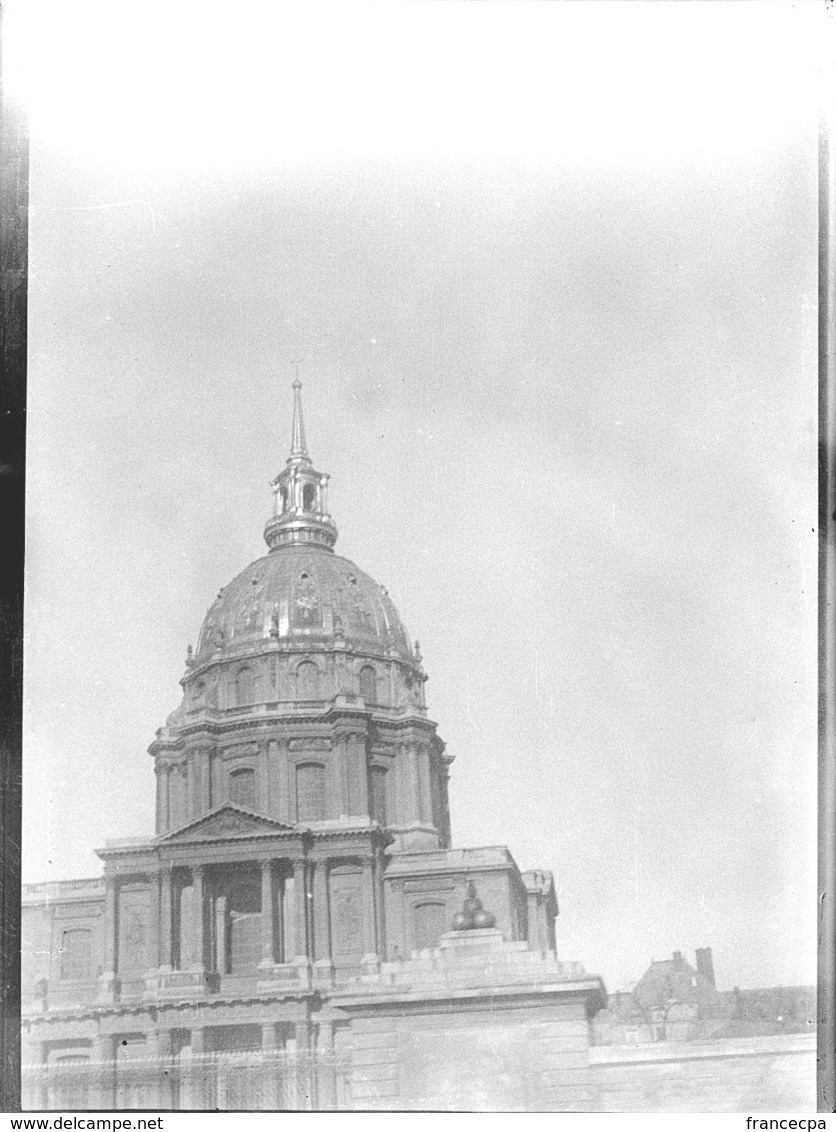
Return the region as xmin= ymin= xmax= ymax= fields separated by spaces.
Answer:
xmin=16 ymin=0 xmax=823 ymax=992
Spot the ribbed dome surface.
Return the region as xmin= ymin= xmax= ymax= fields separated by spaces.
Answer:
xmin=195 ymin=545 xmax=413 ymax=664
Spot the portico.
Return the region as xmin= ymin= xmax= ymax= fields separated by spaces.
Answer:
xmin=94 ymin=804 xmax=390 ymax=1004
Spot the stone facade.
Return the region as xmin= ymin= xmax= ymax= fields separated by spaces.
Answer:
xmin=21 ymin=383 xmax=604 ymax=1111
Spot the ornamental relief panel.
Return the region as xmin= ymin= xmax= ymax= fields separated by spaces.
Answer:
xmin=329 ymin=873 xmax=363 ymax=961
xmin=117 ymin=890 xmax=150 ymax=972
xmin=292 ymin=571 xmax=322 ymax=629
xmin=234 ymin=576 xmax=266 ymax=634
xmin=334 ymin=572 xmax=373 ymax=631
xmin=221 ymin=743 xmax=260 ymax=762
xmin=288 ymin=737 xmax=331 ymax=752
xmin=52 ymin=904 xmax=103 ymax=920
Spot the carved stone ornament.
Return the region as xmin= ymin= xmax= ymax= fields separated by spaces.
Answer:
xmin=222 ymin=743 xmax=259 ymax=761
xmin=288 ymin=737 xmax=331 ymax=752
xmin=163 ymin=806 xmax=293 ymax=841
xmin=294 ymin=573 xmax=320 ymax=624
xmin=452 ymin=880 xmax=496 ymax=931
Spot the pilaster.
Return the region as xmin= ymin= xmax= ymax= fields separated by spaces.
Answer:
xmin=191 ymin=865 xmax=206 ymax=971
xmin=97 ymin=877 xmax=118 ymax=1002
xmin=91 ymin=1034 xmax=115 ymax=1109
xmin=316 ymin=1020 xmax=336 ymax=1110
xmin=259 ymin=860 xmax=275 ymax=967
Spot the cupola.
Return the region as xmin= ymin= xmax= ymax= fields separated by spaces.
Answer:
xmin=263 ymin=378 xmax=338 ymax=552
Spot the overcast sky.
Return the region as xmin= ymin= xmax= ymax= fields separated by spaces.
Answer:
xmin=16 ymin=0 xmax=822 ymax=992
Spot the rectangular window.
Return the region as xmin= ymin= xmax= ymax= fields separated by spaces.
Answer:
xmin=296 ymin=763 xmax=326 ymax=822
xmin=60 ymin=928 xmax=93 ymax=980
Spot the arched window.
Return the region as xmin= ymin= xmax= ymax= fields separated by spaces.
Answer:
xmin=229 ymin=767 xmax=256 ymax=810
xmin=302 ymin=482 xmax=316 ymax=511
xmin=296 ymin=762 xmax=326 ymax=822
xmin=235 ymin=667 xmax=254 ymax=706
xmin=296 ymin=661 xmax=319 ymax=700
xmin=60 ymin=928 xmax=93 ymax=980
xmin=359 ymin=665 xmax=377 ymax=703
xmin=370 ymin=765 xmax=389 ymax=825
xmin=413 ymin=902 xmax=446 ymax=951
xmin=279 ymin=486 xmax=288 ymax=513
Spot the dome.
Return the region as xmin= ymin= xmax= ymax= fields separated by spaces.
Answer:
xmin=195 ymin=544 xmax=414 ymax=664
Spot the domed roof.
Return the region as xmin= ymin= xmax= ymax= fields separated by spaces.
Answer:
xmin=195 ymin=545 xmax=414 ymax=664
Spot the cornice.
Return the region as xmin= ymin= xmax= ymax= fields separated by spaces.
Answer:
xmin=24 ymin=988 xmax=322 ymax=1027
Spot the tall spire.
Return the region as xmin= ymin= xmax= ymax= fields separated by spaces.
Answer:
xmin=290 ymin=362 xmax=309 ymax=461
xmin=264 ymin=375 xmax=338 ymax=552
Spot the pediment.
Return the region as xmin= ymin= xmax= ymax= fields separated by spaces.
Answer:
xmin=158 ymin=804 xmax=297 ymax=844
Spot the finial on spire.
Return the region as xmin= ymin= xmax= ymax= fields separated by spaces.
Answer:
xmin=289 ymin=360 xmax=308 ymax=460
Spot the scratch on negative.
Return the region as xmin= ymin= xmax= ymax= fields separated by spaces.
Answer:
xmin=55 ymin=200 xmax=157 ymax=233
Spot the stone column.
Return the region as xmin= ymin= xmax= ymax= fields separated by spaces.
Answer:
xmin=204 ymin=749 xmax=214 ymax=812
xmin=215 ymin=895 xmax=228 ymax=974
xmin=266 ymin=741 xmax=278 ymax=819
xmin=161 ymin=768 xmax=171 ymax=832
xmin=293 ymin=860 xmax=309 ymax=961
xmin=392 ymin=746 xmax=406 ymax=824
xmin=279 ymin=743 xmax=292 ymax=823
xmin=407 ymin=744 xmax=420 ymax=822
xmin=260 ymin=860 xmax=275 ymax=967
xmin=294 ymin=1020 xmax=311 ymax=1110
xmin=372 ymin=854 xmax=385 ymax=960
xmin=334 ymin=735 xmax=349 ymax=817
xmin=329 ymin=747 xmax=344 ymax=819
xmin=188 ymin=1027 xmax=205 ymax=1110
xmin=191 ymin=866 xmax=205 ymax=971
xmin=257 ymin=742 xmax=269 ymax=814
xmin=417 ymin=746 xmax=432 ymax=823
xmin=261 ymin=1023 xmax=280 ymax=1110
xmin=145 ymin=1030 xmax=172 ymax=1110
xmin=98 ymin=877 xmax=118 ymax=1000
xmin=155 ymin=768 xmax=164 ymax=835
xmin=312 ymin=861 xmax=331 ymax=964
xmin=147 ymin=871 xmax=161 ymax=970
xmin=361 ymin=859 xmax=377 ymax=962
xmin=281 ymin=873 xmax=294 ymax=964
xmin=103 ymin=877 xmax=117 ymax=973
xmin=160 ymin=870 xmax=173 ymax=968
xmin=316 ymin=1021 xmax=336 ymax=1110
xmin=348 ymin=733 xmax=369 ymax=818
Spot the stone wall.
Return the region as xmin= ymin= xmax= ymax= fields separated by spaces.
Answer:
xmin=345 ymin=999 xmax=594 ymax=1111
xmin=332 ymin=927 xmax=605 ymax=1111
xmin=590 ymin=1033 xmax=816 ymax=1112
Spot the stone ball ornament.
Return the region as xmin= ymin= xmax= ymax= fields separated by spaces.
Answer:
xmin=452 ymin=880 xmax=496 ymax=931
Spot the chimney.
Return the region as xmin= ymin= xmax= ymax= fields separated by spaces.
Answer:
xmin=672 ymin=951 xmax=683 ymax=966
xmin=695 ymin=947 xmax=716 ymax=990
